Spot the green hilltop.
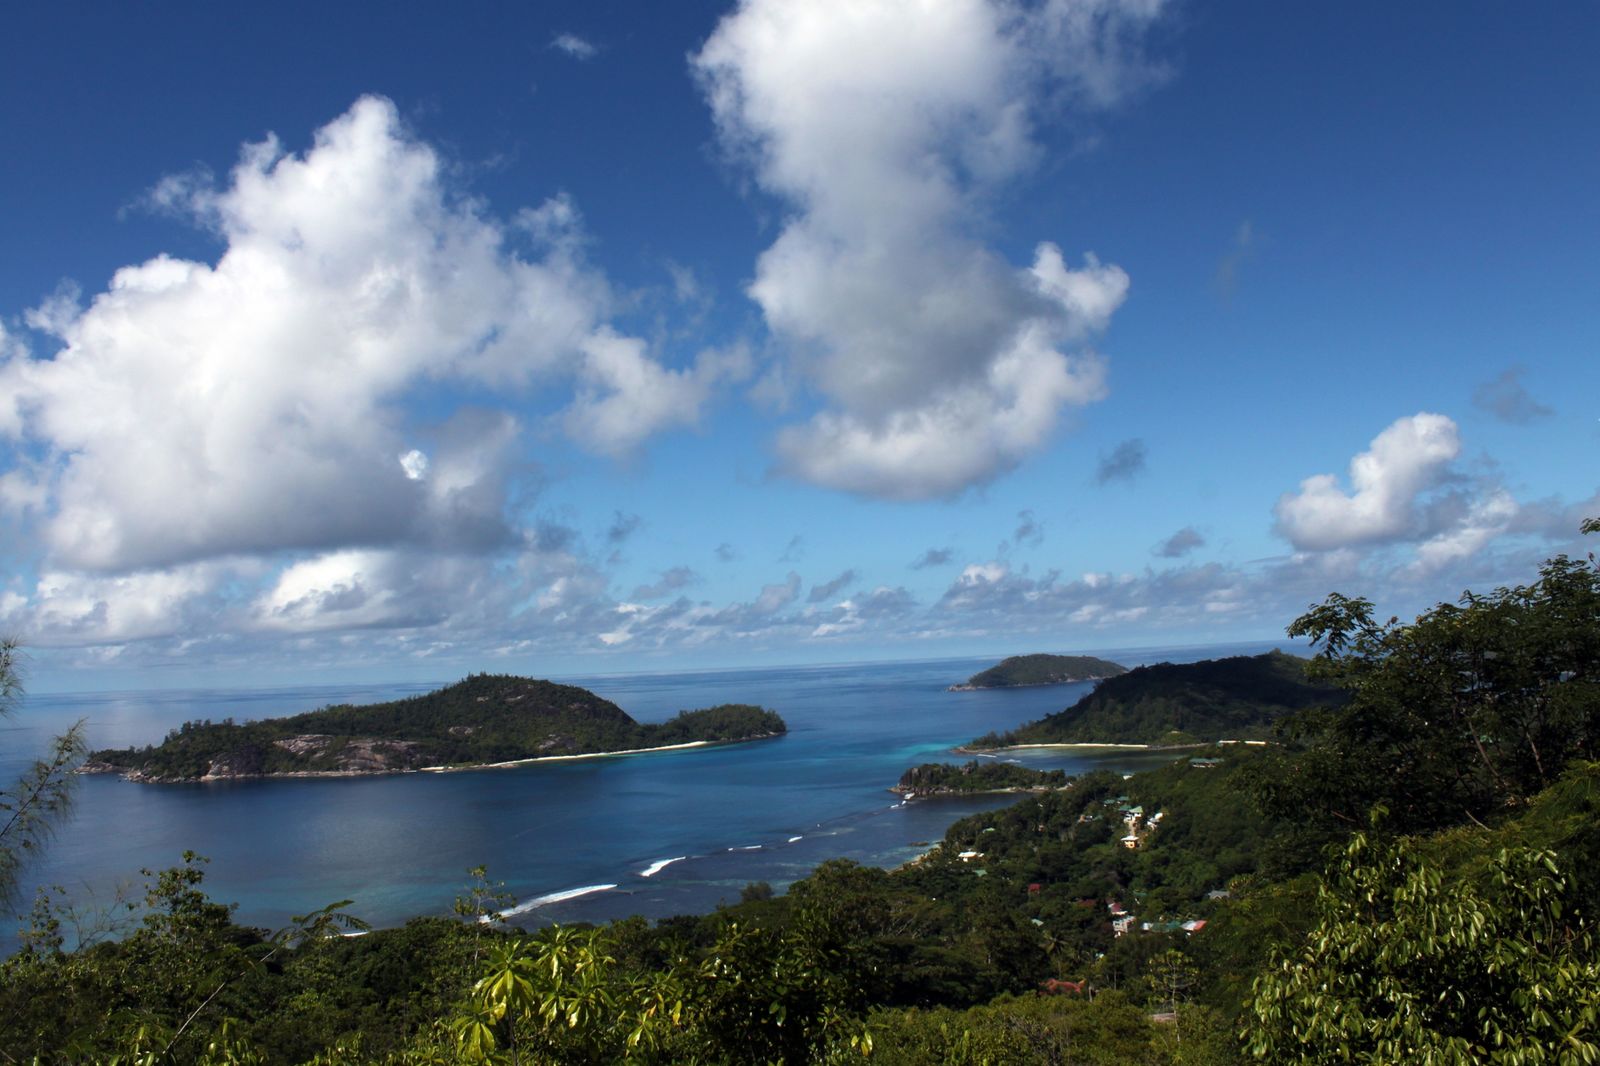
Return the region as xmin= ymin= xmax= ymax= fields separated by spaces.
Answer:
xmin=968 ymin=650 xmax=1341 ymax=748
xmin=84 ymin=674 xmax=785 ymax=782
xmin=949 ymin=653 xmax=1127 ymax=690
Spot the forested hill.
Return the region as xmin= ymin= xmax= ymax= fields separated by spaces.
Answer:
xmin=950 ymin=653 xmax=1127 ymax=690
xmin=967 ymin=650 xmax=1339 ymax=748
xmin=83 ymin=674 xmax=785 ymax=782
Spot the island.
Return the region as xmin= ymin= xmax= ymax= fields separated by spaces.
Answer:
xmin=81 ymin=674 xmax=786 ymax=783
xmin=948 ymin=653 xmax=1127 ymax=691
xmin=963 ymin=650 xmax=1340 ymax=749
xmin=891 ymin=760 xmax=1070 ymax=798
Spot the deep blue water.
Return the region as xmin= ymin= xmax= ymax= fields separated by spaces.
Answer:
xmin=3 ymin=642 xmax=1291 ymax=943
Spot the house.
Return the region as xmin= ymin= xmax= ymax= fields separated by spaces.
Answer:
xmin=1121 ymin=834 xmax=1140 ymax=849
xmin=1039 ymin=978 xmax=1086 ymax=996
xmin=1027 ymin=882 xmax=1043 ymax=896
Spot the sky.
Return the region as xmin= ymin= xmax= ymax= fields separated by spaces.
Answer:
xmin=2 ymin=0 xmax=1597 ymax=691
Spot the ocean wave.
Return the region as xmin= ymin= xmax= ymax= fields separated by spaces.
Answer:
xmin=640 ymin=856 xmax=686 ymax=878
xmin=732 ymin=844 xmax=762 ymax=851
xmin=787 ymin=835 xmax=803 ymax=843
xmin=495 ymin=883 xmax=619 ymax=920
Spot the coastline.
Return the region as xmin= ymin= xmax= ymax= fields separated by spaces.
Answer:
xmin=947 ymin=675 xmax=1112 ymax=692
xmin=891 ymin=784 xmax=1072 ymax=800
xmin=952 ymin=741 xmax=1150 ymax=755
xmin=952 ymin=741 xmax=1207 ymax=756
xmin=421 ymin=737 xmax=726 ymax=772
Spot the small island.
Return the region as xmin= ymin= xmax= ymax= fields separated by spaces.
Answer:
xmin=948 ymin=653 xmax=1127 ymax=691
xmin=82 ymin=674 xmax=786 ymax=783
xmin=964 ymin=650 xmax=1339 ymax=749
xmin=891 ymin=760 xmax=1070 ymax=798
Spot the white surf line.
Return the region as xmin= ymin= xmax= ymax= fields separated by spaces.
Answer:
xmin=490 ymin=883 xmax=619 ymax=921
xmin=640 ymin=856 xmax=687 ymax=878
xmin=424 ymin=740 xmax=716 ymax=772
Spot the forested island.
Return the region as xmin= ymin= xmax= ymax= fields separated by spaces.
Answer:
xmin=966 ymin=649 xmax=1340 ymax=749
xmin=81 ymin=674 xmax=786 ymax=782
xmin=948 ymin=653 xmax=1127 ymax=690
xmin=892 ymin=760 xmax=1070 ymax=797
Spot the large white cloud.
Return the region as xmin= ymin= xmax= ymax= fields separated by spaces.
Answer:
xmin=1275 ymin=413 xmax=1465 ymax=552
xmin=0 ymin=96 xmax=723 ymax=574
xmin=694 ymin=0 xmax=1162 ymax=498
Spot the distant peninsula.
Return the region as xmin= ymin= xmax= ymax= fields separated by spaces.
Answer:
xmin=891 ymin=760 xmax=1069 ymax=798
xmin=963 ymin=650 xmax=1339 ymax=749
xmin=948 ymin=653 xmax=1127 ymax=691
xmin=82 ymin=674 xmax=786 ymax=783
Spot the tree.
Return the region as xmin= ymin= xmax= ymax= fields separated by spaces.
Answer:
xmin=0 ymin=637 xmax=88 ymax=903
xmin=1245 ymin=831 xmax=1600 ymax=1063
xmin=1252 ymin=522 xmax=1600 ymax=836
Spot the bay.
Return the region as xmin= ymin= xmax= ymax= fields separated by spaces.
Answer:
xmin=2 ymin=641 xmax=1290 ymax=944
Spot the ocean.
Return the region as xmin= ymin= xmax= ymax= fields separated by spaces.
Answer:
xmin=2 ymin=641 xmax=1291 ymax=945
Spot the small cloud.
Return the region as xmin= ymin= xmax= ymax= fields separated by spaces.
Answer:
xmin=665 ymin=261 xmax=701 ymax=304
xmin=807 ymin=569 xmax=858 ymax=603
xmin=1012 ymin=510 xmax=1044 ymax=549
xmin=1154 ymin=526 xmax=1205 ymax=558
xmin=399 ymin=449 xmax=429 ymax=481
xmin=551 ymin=33 xmax=598 ymax=60
xmin=1473 ymin=367 xmax=1553 ymax=425
xmin=754 ymin=572 xmax=801 ymax=614
xmin=606 ymin=511 xmax=642 ymax=545
xmin=778 ymin=535 xmax=804 ymax=563
xmin=1213 ymin=220 xmax=1257 ymax=299
xmin=1096 ymin=438 xmax=1147 ymax=485
xmin=631 ymin=566 xmax=699 ymax=601
xmin=910 ymin=547 xmax=953 ymax=570
xmin=533 ymin=521 xmax=578 ymax=554
xmin=714 ymin=543 xmax=738 ymax=563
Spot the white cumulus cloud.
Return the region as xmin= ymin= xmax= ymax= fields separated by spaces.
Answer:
xmin=1275 ymin=413 xmax=1463 ymax=552
xmin=694 ymin=0 xmax=1163 ymax=499
xmin=0 ymin=96 xmax=698 ymax=574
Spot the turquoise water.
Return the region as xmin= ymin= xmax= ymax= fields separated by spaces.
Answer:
xmin=3 ymin=643 xmax=1287 ymax=940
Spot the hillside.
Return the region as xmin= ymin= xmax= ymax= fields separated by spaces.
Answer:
xmin=967 ymin=650 xmax=1339 ymax=748
xmin=83 ymin=674 xmax=785 ymax=782
xmin=949 ymin=653 xmax=1127 ymax=690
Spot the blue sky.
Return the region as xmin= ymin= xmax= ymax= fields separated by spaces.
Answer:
xmin=2 ymin=1 xmax=1596 ymax=690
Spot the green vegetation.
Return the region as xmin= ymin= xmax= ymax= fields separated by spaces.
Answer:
xmin=85 ymin=675 xmax=785 ymax=781
xmin=4 ymin=522 xmax=1596 ymax=1063
xmin=968 ymin=650 xmax=1341 ymax=748
xmin=950 ymin=653 xmax=1127 ymax=690
xmin=893 ymin=760 xmax=1069 ymax=796
xmin=1 ymin=637 xmax=87 ymax=903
